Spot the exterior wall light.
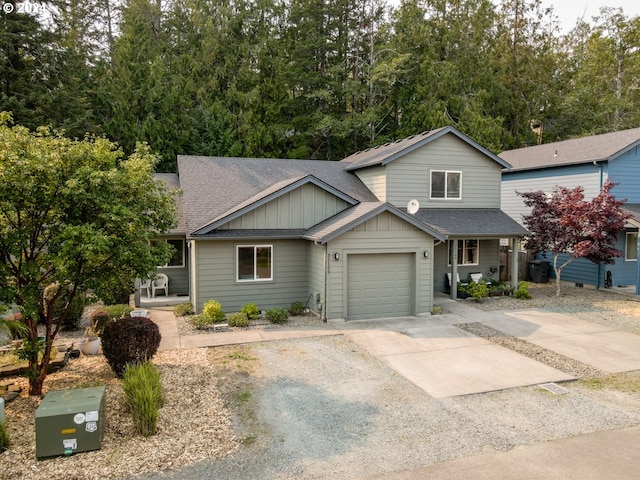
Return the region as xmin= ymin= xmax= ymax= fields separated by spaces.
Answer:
xmin=423 ymin=250 xmax=430 ymax=259
xmin=333 ymin=252 xmax=340 ymax=261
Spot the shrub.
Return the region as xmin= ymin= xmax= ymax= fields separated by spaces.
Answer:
xmin=0 ymin=420 xmax=9 ymax=453
xmin=89 ymin=309 xmax=112 ymax=337
xmin=241 ymin=303 xmax=260 ymax=320
xmin=288 ymin=301 xmax=305 ymax=316
xmin=203 ymin=300 xmax=226 ymax=322
xmin=514 ymin=281 xmax=532 ymax=300
xmin=228 ymin=312 xmax=250 ymax=328
xmin=173 ymin=302 xmax=194 ymax=318
xmin=102 ymin=304 xmax=133 ymax=320
xmin=467 ymin=281 xmax=489 ymax=302
xmin=123 ymin=361 xmax=164 ymax=436
xmin=188 ymin=313 xmax=216 ymax=330
xmin=266 ymin=307 xmax=288 ymax=324
xmin=101 ymin=316 xmax=161 ymax=378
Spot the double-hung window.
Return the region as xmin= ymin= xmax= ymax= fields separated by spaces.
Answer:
xmin=448 ymin=239 xmax=478 ymax=265
xmin=626 ymin=232 xmax=638 ymax=261
xmin=430 ymin=170 xmax=461 ymax=199
xmin=237 ymin=245 xmax=273 ymax=281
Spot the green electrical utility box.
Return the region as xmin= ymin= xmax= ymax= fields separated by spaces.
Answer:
xmin=35 ymin=386 xmax=106 ymax=459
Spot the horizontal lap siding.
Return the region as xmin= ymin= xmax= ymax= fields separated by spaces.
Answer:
xmin=157 ymin=266 xmax=189 ymax=295
xmin=326 ymin=212 xmax=434 ymax=320
xmin=386 ymin=135 xmax=502 ymax=209
xmin=195 ymin=239 xmax=309 ymax=313
xmin=433 ymin=239 xmax=500 ymax=292
xmin=609 ymin=146 xmax=640 ymax=202
xmin=354 ymin=165 xmax=386 ymax=201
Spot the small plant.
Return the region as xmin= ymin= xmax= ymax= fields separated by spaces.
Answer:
xmin=266 ymin=307 xmax=289 ymax=324
xmin=188 ymin=313 xmax=216 ymax=330
xmin=514 ymin=281 xmax=532 ymax=300
xmin=241 ymin=303 xmax=260 ymax=320
xmin=173 ymin=302 xmax=194 ymax=318
xmin=228 ymin=312 xmax=250 ymax=327
xmin=0 ymin=420 xmax=10 ymax=453
xmin=123 ymin=361 xmax=164 ymax=436
xmin=203 ymin=300 xmax=226 ymax=322
xmin=288 ymin=301 xmax=305 ymax=316
xmin=88 ymin=309 xmax=112 ymax=338
xmin=467 ymin=280 xmax=489 ymax=302
xmin=102 ymin=304 xmax=133 ymax=320
xmin=432 ymin=305 xmax=442 ymax=315
xmin=101 ymin=316 xmax=161 ymax=377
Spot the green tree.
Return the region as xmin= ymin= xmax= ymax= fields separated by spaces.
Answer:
xmin=0 ymin=113 xmax=177 ymax=395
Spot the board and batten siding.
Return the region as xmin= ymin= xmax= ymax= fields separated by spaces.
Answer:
xmin=324 ymin=211 xmax=435 ymax=321
xmin=220 ymin=183 xmax=349 ymax=230
xmin=353 ymin=165 xmax=386 ymax=201
xmin=609 ymin=145 xmax=640 ymax=202
xmin=382 ymin=134 xmax=502 ymax=209
xmin=193 ymin=239 xmax=309 ymax=313
xmin=501 ymin=163 xmax=606 ymax=225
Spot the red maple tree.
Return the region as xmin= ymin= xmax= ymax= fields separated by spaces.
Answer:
xmin=518 ymin=180 xmax=631 ymax=296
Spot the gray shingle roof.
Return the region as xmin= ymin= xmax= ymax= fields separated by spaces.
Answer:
xmin=341 ymin=126 xmax=511 ymax=170
xmin=414 ymin=209 xmax=529 ymax=237
xmin=500 ymin=128 xmax=640 ymax=172
xmin=177 ymin=156 xmax=378 ymax=235
xmin=154 ymin=173 xmax=185 ymax=234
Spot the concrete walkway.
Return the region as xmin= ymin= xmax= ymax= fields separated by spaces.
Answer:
xmin=145 ymin=297 xmax=640 ymax=398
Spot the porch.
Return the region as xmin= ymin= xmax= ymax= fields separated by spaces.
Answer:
xmin=136 ymin=292 xmax=189 ymax=308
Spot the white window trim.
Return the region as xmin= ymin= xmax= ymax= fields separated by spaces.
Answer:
xmin=626 ymin=232 xmax=638 ymax=262
xmin=448 ymin=239 xmax=479 ymax=266
xmin=430 ymin=170 xmax=462 ymax=200
xmin=236 ymin=244 xmax=274 ymax=282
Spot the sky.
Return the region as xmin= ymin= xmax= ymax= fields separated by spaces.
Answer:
xmin=536 ymin=1 xmax=639 ymax=32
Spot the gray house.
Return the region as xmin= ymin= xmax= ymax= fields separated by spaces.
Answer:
xmin=501 ymin=128 xmax=640 ymax=294
xmin=148 ymin=126 xmax=527 ymax=321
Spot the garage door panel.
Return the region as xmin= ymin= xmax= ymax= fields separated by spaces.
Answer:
xmin=347 ymin=253 xmax=413 ymax=320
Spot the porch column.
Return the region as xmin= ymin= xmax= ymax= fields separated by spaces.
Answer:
xmin=451 ymin=239 xmax=458 ymax=300
xmin=636 ymin=235 xmax=640 ymax=296
xmin=510 ymin=238 xmax=520 ymax=289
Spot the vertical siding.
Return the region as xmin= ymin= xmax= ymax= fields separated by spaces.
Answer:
xmin=222 ymin=184 xmax=348 ymax=230
xmin=353 ymin=165 xmax=387 ymax=201
xmin=194 ymin=239 xmax=309 ymax=313
xmin=325 ymin=212 xmax=435 ymax=320
xmin=433 ymin=239 xmax=501 ymax=292
xmin=609 ymin=145 xmax=640 ymax=202
xmin=501 ymin=163 xmax=604 ymax=225
xmin=385 ymin=135 xmax=502 ymax=209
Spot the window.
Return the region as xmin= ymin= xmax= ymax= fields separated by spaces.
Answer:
xmin=431 ymin=171 xmax=461 ymax=199
xmin=237 ymin=245 xmax=273 ymax=281
xmin=153 ymin=239 xmax=185 ymax=267
xmin=626 ymin=232 xmax=638 ymax=261
xmin=448 ymin=239 xmax=478 ymax=265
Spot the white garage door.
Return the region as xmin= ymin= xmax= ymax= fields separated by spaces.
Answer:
xmin=347 ymin=253 xmax=413 ymax=320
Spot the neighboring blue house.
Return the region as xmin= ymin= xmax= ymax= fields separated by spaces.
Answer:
xmin=500 ymin=128 xmax=640 ymax=294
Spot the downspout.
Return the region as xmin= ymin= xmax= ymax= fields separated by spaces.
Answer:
xmin=594 ymin=161 xmax=604 ymax=289
xmin=313 ymin=241 xmax=327 ymax=321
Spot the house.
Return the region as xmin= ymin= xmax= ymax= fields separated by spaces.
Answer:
xmin=500 ymin=128 xmax=640 ymax=295
xmin=144 ymin=126 xmax=528 ymax=321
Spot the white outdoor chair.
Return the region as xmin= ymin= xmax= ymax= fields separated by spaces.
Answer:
xmin=446 ymin=272 xmax=469 ymax=292
xmin=151 ymin=273 xmax=169 ymax=298
xmin=470 ymin=272 xmax=491 ymax=286
xmin=140 ymin=277 xmax=152 ymax=299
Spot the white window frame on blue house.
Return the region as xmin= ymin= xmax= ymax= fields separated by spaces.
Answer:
xmin=236 ymin=244 xmax=273 ymax=282
xmin=626 ymin=232 xmax=638 ymax=261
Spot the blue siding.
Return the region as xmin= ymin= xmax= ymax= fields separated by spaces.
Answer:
xmin=544 ymin=254 xmax=599 ymax=286
xmin=502 ymin=162 xmax=605 ymax=182
xmin=609 ymin=145 xmax=640 ymax=202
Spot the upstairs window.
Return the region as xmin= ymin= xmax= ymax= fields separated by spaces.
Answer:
xmin=430 ymin=171 xmax=461 ymax=199
xmin=237 ymin=245 xmax=273 ymax=281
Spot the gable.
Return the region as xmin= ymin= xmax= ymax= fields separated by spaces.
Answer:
xmin=218 ymin=182 xmax=350 ymax=230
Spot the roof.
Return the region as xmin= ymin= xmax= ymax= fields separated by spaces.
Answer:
xmin=177 ymin=156 xmax=378 ymax=235
xmin=154 ymin=173 xmax=185 ymax=234
xmin=341 ymin=126 xmax=511 ymax=171
xmin=303 ymin=202 xmax=446 ymax=244
xmin=500 ymin=127 xmax=640 ymax=172
xmin=414 ymin=209 xmax=529 ymax=238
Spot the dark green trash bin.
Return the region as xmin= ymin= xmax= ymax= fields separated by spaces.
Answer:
xmin=529 ymin=260 xmax=549 ymax=283
xmin=35 ymin=386 xmax=106 ymax=458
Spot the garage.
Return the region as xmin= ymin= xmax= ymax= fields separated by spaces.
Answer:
xmin=347 ymin=253 xmax=414 ymax=320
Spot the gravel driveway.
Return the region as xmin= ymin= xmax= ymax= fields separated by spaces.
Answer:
xmin=144 ymin=328 xmax=640 ymax=480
